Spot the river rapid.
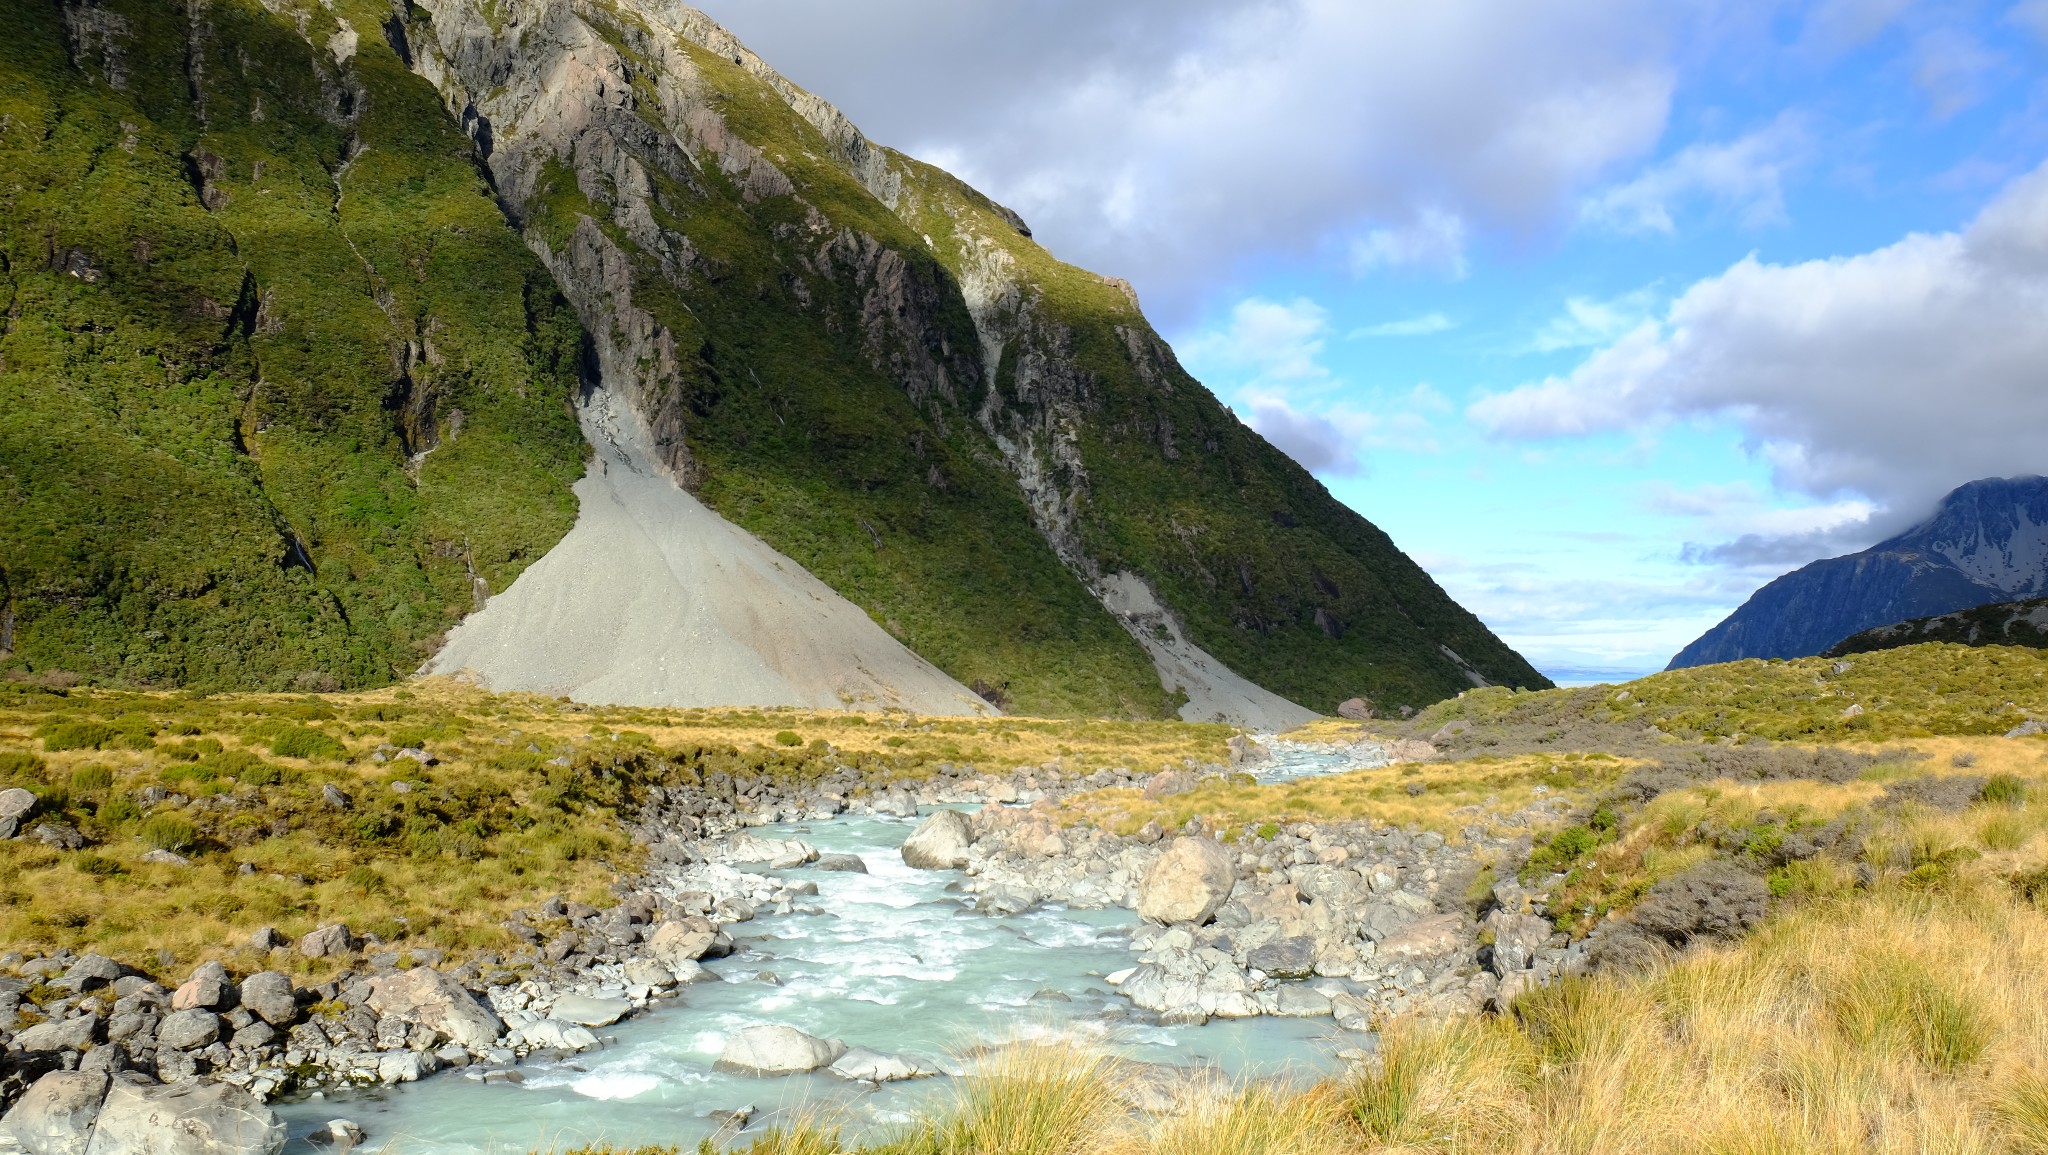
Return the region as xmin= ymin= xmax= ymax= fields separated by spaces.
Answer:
xmin=272 ymin=743 xmax=1379 ymax=1152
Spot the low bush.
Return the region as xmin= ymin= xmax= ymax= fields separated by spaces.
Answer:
xmin=38 ymin=721 xmax=113 ymax=752
xmin=139 ymin=816 xmax=198 ymax=854
xmin=269 ymin=727 xmax=348 ymax=761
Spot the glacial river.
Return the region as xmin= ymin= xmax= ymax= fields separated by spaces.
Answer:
xmin=272 ymin=741 xmax=1381 ymax=1152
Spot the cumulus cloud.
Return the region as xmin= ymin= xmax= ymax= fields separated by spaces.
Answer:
xmin=1530 ymin=288 xmax=1661 ymax=352
xmin=1579 ymin=116 xmax=1808 ymax=234
xmin=1471 ymin=160 xmax=2048 ymax=552
xmin=698 ymin=0 xmax=1679 ymax=319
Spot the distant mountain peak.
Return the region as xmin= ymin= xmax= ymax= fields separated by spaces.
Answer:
xmin=1669 ymin=475 xmax=2048 ymax=670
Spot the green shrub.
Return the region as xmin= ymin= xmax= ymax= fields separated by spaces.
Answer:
xmin=98 ymin=796 xmax=141 ymax=824
xmin=140 ymin=815 xmax=198 ymax=853
xmin=774 ymin=730 xmax=803 ymax=747
xmin=343 ymin=866 xmax=387 ymax=894
xmin=69 ymin=765 xmax=113 ymax=792
xmin=160 ymin=764 xmax=220 ymax=785
xmin=1981 ymin=774 xmax=2029 ymax=806
xmin=270 ymin=727 xmax=348 ymax=761
xmin=0 ymin=751 xmax=46 ymax=780
xmin=235 ymin=763 xmax=284 ymax=787
xmin=39 ymin=721 xmax=113 ymax=752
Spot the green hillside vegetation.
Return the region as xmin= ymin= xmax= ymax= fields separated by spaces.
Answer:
xmin=0 ymin=0 xmax=587 ymax=691
xmin=1828 ymin=596 xmax=2048 ymax=658
xmin=884 ymin=151 xmax=1550 ymax=712
xmin=1411 ymin=641 xmax=2048 ymax=743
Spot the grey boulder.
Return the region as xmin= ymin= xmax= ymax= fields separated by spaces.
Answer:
xmin=812 ymin=853 xmax=868 ymax=873
xmin=1246 ymin=936 xmax=1317 ymax=979
xmin=296 ymin=924 xmax=356 ymax=959
xmin=156 ymin=1009 xmax=222 ymax=1052
xmin=235 ymin=972 xmax=297 ymax=1027
xmin=0 ymin=1070 xmax=108 ymax=1155
xmin=83 ymin=1080 xmax=285 ymax=1155
xmin=715 ymin=1025 xmax=846 ymax=1075
xmin=171 ymin=963 xmax=234 ymax=1012
xmin=364 ymin=967 xmax=503 ymax=1050
xmin=1136 ymin=838 xmax=1236 ymax=925
xmin=547 ymin=995 xmax=630 ymax=1028
xmin=60 ymin=955 xmax=123 ymax=994
xmin=899 ymin=810 xmax=972 ymax=870
xmin=15 ymin=1015 xmax=99 ymax=1053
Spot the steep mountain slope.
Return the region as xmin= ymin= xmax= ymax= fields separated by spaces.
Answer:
xmin=1826 ymin=596 xmax=2048 ymax=658
xmin=0 ymin=0 xmax=589 ymax=690
xmin=1 ymin=0 xmax=1546 ymax=719
xmin=399 ymin=0 xmax=1546 ymax=716
xmin=1671 ymin=476 xmax=2048 ymax=669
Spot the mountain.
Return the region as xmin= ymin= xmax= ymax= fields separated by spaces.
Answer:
xmin=0 ymin=0 xmax=1548 ymax=720
xmin=1826 ymin=596 xmax=2048 ymax=658
xmin=1670 ymin=476 xmax=2048 ymax=669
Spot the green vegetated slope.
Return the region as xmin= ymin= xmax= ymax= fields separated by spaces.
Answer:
xmin=0 ymin=0 xmax=585 ymax=690
xmin=883 ymin=154 xmax=1550 ymax=712
xmin=1411 ymin=642 xmax=2048 ymax=743
xmin=515 ymin=25 xmax=1168 ymax=719
xmin=473 ymin=4 xmax=1547 ymax=716
xmin=1827 ymin=596 xmax=2048 ymax=658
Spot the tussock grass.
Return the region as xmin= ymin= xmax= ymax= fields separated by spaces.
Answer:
xmin=1057 ymin=751 xmax=1635 ymax=840
xmin=0 ymin=678 xmax=1231 ymax=976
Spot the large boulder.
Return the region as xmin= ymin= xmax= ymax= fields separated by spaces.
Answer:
xmin=82 ymin=1080 xmax=285 ymax=1155
xmin=646 ymin=917 xmax=727 ymax=964
xmin=15 ymin=1015 xmax=99 ymax=1053
xmin=899 ymin=810 xmax=972 ymax=870
xmin=365 ymin=968 xmax=503 ymax=1050
xmin=715 ymin=1025 xmax=846 ymax=1075
xmin=295 ymin=924 xmax=356 ymax=959
xmin=547 ymin=995 xmax=630 ymax=1028
xmin=155 ymin=1010 xmax=222 ymax=1052
xmin=1246 ymin=936 xmax=1317 ymax=979
xmin=0 ymin=1070 xmax=108 ymax=1155
xmin=0 ymin=788 xmax=36 ymax=838
xmin=1374 ymin=913 xmax=1468 ymax=965
xmin=59 ymin=956 xmax=123 ymax=994
xmin=235 ymin=973 xmax=297 ymax=1027
xmin=171 ymin=963 xmax=235 ymax=1012
xmin=1136 ymin=838 xmax=1236 ymax=925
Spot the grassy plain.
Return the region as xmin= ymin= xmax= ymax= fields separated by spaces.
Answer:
xmin=0 ymin=677 xmax=1231 ymax=979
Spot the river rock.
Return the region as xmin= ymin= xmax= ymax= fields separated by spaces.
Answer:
xmin=235 ymin=973 xmax=297 ymax=1027
xmin=812 ymin=853 xmax=868 ymax=873
xmin=0 ymin=1070 xmax=108 ymax=1155
xmin=60 ymin=955 xmax=123 ymax=994
xmin=899 ymin=810 xmax=972 ymax=869
xmin=548 ymin=995 xmax=630 ymax=1028
xmin=723 ymin=833 xmax=817 ymax=868
xmin=1486 ymin=910 xmax=1553 ymax=976
xmin=1375 ymin=913 xmax=1468 ymax=965
xmin=715 ymin=1025 xmax=846 ymax=1075
xmin=1269 ymin=985 xmax=1333 ymax=1017
xmin=307 ymin=1119 xmax=363 ymax=1145
xmin=172 ymin=962 xmax=235 ymax=1012
xmin=1246 ymin=936 xmax=1317 ymax=979
xmin=296 ymin=924 xmax=356 ymax=959
xmin=16 ymin=1014 xmax=99 ymax=1053
xmin=646 ymin=917 xmax=724 ymax=964
xmin=83 ymin=1079 xmax=285 ymax=1155
xmin=156 ymin=1009 xmax=222 ymax=1051
xmin=827 ymin=1047 xmax=940 ymax=1083
xmin=365 ymin=968 xmax=503 ymax=1050
xmin=1136 ymin=838 xmax=1236 ymax=926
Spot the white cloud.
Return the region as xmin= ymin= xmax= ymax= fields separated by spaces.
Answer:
xmin=1530 ymin=288 xmax=1661 ymax=352
xmin=1470 ymin=159 xmax=2048 ymax=550
xmin=1180 ymin=297 xmax=1445 ymax=474
xmin=698 ymin=0 xmax=1680 ymax=319
xmin=1351 ymin=312 xmax=1455 ymax=338
xmin=1579 ymin=116 xmax=1808 ymax=235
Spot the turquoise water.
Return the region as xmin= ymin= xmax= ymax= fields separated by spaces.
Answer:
xmin=274 ymin=744 xmax=1380 ymax=1152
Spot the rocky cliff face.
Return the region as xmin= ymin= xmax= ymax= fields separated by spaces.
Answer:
xmin=394 ymin=0 xmax=1547 ymax=716
xmin=1671 ymin=476 xmax=2048 ymax=669
xmin=2 ymin=0 xmax=1546 ymax=717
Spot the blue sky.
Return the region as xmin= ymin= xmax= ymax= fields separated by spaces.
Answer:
xmin=703 ymin=0 xmax=2048 ymax=678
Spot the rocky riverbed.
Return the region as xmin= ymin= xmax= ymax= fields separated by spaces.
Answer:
xmin=0 ymin=732 xmax=1577 ymax=1152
